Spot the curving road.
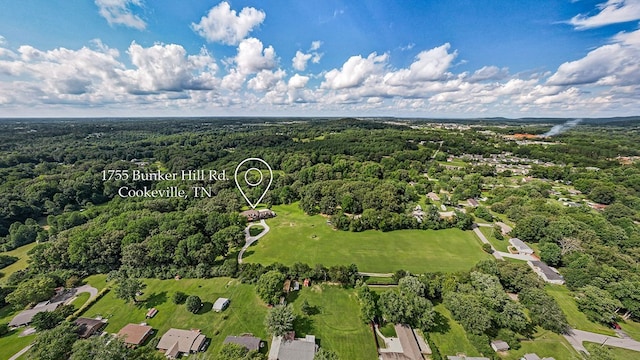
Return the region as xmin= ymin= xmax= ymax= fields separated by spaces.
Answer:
xmin=564 ymin=328 xmax=640 ymax=354
xmin=238 ymin=220 xmax=270 ymax=264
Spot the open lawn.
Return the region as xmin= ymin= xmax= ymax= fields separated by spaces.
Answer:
xmin=245 ymin=203 xmax=491 ymax=273
xmin=82 ymin=277 xmax=269 ymax=357
xmin=0 ymin=304 xmax=35 ymax=360
xmin=0 ymin=243 xmax=37 ymax=284
xmin=620 ymin=320 xmax=640 ymax=342
xmin=546 ymin=284 xmax=615 ymax=336
xmin=497 ymin=328 xmax=581 ymax=360
xmin=429 ymin=303 xmax=481 ymax=358
xmin=289 ymin=285 xmax=378 ymax=360
xmin=478 ymin=226 xmax=509 ymax=252
xmin=608 ymin=347 xmax=640 ymax=359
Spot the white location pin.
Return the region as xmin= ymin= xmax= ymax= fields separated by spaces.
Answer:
xmin=234 ymin=157 xmax=273 ymax=209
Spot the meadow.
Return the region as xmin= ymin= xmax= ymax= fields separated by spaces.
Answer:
xmin=244 ymin=203 xmax=491 ymax=273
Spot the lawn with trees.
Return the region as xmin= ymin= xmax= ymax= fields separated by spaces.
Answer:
xmin=245 ymin=203 xmax=490 ymax=273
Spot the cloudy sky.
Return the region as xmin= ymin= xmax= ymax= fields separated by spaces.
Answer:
xmin=1 ymin=0 xmax=640 ymax=118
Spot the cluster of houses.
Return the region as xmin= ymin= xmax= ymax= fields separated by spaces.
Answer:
xmin=446 ymin=354 xmax=554 ymax=360
xmin=508 ymin=237 xmax=565 ymax=285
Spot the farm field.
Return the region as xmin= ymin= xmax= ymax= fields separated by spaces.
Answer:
xmin=546 ymin=284 xmax=616 ymax=336
xmin=245 ymin=203 xmax=491 ymax=273
xmin=0 ymin=242 xmax=37 ymax=284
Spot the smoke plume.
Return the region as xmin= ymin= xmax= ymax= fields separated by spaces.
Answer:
xmin=542 ymin=119 xmax=582 ymax=137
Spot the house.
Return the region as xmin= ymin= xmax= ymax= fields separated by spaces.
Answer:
xmin=9 ymin=302 xmax=62 ymax=327
xmin=527 ymin=261 xmax=565 ymax=285
xmin=268 ymin=332 xmax=317 ymax=360
xmin=157 ymin=328 xmax=207 ymax=359
xmin=117 ymin=324 xmax=153 ymax=347
xmin=379 ymin=324 xmax=431 ymax=360
xmin=213 ymin=298 xmax=230 ymax=312
xmin=447 ymin=356 xmax=490 ymax=360
xmin=521 ymin=354 xmax=555 ymax=360
xmin=467 ymin=198 xmax=479 ymax=207
xmin=74 ymin=317 xmax=107 ymax=339
xmin=490 ymin=340 xmax=510 ymax=352
xmin=509 ymin=238 xmax=534 ymax=255
xmin=240 ymin=209 xmax=276 ymax=221
xmin=224 ymin=335 xmax=262 ymax=351
xmin=426 ymin=192 xmax=440 ymax=202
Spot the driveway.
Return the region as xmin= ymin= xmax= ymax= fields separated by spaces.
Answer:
xmin=472 ymin=225 xmax=503 ymax=260
xmin=496 ymin=251 xmax=537 ymax=261
xmin=564 ymin=328 xmax=640 ymax=354
xmin=63 ymin=284 xmax=99 ymax=306
xmin=238 ymin=220 xmax=270 ymax=264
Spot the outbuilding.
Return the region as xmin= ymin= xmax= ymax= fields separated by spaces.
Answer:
xmin=213 ymin=297 xmax=230 ymax=312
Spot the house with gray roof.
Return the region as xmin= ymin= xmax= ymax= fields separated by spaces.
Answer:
xmin=447 ymin=356 xmax=490 ymax=360
xmin=509 ymin=238 xmax=534 ymax=255
xmin=268 ymin=332 xmax=317 ymax=360
xmin=8 ymin=302 xmax=62 ymax=327
xmin=527 ymin=261 xmax=565 ymax=285
xmin=224 ymin=335 xmax=262 ymax=351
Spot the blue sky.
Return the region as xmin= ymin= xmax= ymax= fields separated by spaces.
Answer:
xmin=1 ymin=0 xmax=639 ymax=117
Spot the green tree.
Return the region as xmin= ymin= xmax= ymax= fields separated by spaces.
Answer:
xmin=589 ymin=186 xmax=615 ymax=205
xmin=576 ymin=286 xmax=622 ymax=324
xmin=32 ymin=310 xmax=65 ymax=331
xmin=185 ymin=295 xmax=202 ymax=314
xmin=314 ymin=348 xmax=339 ymax=360
xmin=172 ymin=291 xmax=187 ymax=304
xmin=265 ymin=304 xmax=296 ymax=337
xmin=70 ymin=336 xmax=131 ymax=360
xmin=5 ymin=276 xmax=56 ymax=308
xmin=114 ymin=277 xmax=145 ymax=304
xmin=301 ymin=300 xmax=313 ymax=315
xmin=0 ymin=322 xmax=8 ymax=336
xmin=539 ymin=242 xmax=562 ymax=267
xmin=256 ymin=270 xmax=285 ymax=305
xmin=29 ymin=322 xmax=78 ymax=360
xmin=217 ymin=343 xmax=248 ymax=360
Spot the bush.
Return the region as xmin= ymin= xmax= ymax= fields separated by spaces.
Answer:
xmin=482 ymin=243 xmax=494 ymax=254
xmin=172 ymin=292 xmax=187 ymax=304
xmin=185 ymin=295 xmax=202 ymax=314
xmin=0 ymin=323 xmax=8 ymax=336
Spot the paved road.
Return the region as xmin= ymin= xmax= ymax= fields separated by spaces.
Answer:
xmin=8 ymin=344 xmax=33 ymax=360
xmin=564 ymin=328 xmax=640 ymax=354
xmin=472 ymin=225 xmax=503 ymax=260
xmin=238 ymin=220 xmax=270 ymax=264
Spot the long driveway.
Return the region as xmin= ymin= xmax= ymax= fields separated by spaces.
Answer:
xmin=564 ymin=328 xmax=640 ymax=354
xmin=472 ymin=225 xmax=503 ymax=260
xmin=238 ymin=220 xmax=270 ymax=264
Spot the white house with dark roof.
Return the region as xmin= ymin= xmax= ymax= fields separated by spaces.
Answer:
xmin=509 ymin=238 xmax=534 ymax=255
xmin=527 ymin=261 xmax=565 ymax=285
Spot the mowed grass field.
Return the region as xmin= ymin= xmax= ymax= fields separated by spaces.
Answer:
xmin=81 ymin=276 xmax=268 ymax=356
xmin=289 ymin=285 xmax=378 ymax=360
xmin=244 ymin=203 xmax=491 ymax=273
xmin=498 ymin=329 xmax=581 ymax=360
xmin=0 ymin=242 xmax=37 ymax=284
xmin=0 ymin=305 xmax=35 ymax=360
xmin=430 ymin=303 xmax=481 ymax=357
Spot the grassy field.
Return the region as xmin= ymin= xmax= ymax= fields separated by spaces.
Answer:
xmin=0 ymin=242 xmax=37 ymax=284
xmin=82 ymin=276 xmax=269 ymax=357
xmin=498 ymin=329 xmax=581 ymax=360
xmin=289 ymin=285 xmax=378 ymax=360
xmin=608 ymin=347 xmax=640 ymax=359
xmin=620 ymin=319 xmax=640 ymax=342
xmin=429 ymin=303 xmax=481 ymax=357
xmin=478 ymin=226 xmax=509 ymax=252
xmin=546 ymin=284 xmax=616 ymax=336
xmin=245 ymin=203 xmax=491 ymax=273
xmin=0 ymin=301 xmax=36 ymax=360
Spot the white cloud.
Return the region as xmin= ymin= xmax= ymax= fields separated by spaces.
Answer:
xmin=310 ymin=41 xmax=322 ymax=51
xmin=221 ymin=69 xmax=245 ymax=91
xmin=191 ymin=1 xmax=265 ymax=45
xmin=0 ymin=35 xmax=6 ymax=46
xmin=233 ymin=38 xmax=276 ymax=75
xmin=547 ymin=29 xmax=640 ymax=86
xmin=292 ymin=51 xmax=312 ymax=71
xmin=248 ymin=69 xmax=286 ymax=91
xmin=288 ymin=73 xmax=309 ymax=88
xmin=467 ymin=66 xmax=509 ymax=82
xmin=121 ymin=42 xmax=218 ymax=93
xmin=322 ymin=52 xmax=388 ymax=89
xmin=384 ymin=43 xmax=457 ymax=86
xmin=570 ymin=0 xmax=640 ymax=29
xmin=95 ymin=0 xmax=146 ymax=30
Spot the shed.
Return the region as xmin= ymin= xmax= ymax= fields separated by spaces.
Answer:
xmin=213 ymin=297 xmax=230 ymax=312
xmin=490 ymin=340 xmax=510 ymax=352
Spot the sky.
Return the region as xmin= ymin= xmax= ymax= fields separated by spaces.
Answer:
xmin=1 ymin=0 xmax=640 ymax=118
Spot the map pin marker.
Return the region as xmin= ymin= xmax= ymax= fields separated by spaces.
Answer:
xmin=234 ymin=158 xmax=273 ymax=209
